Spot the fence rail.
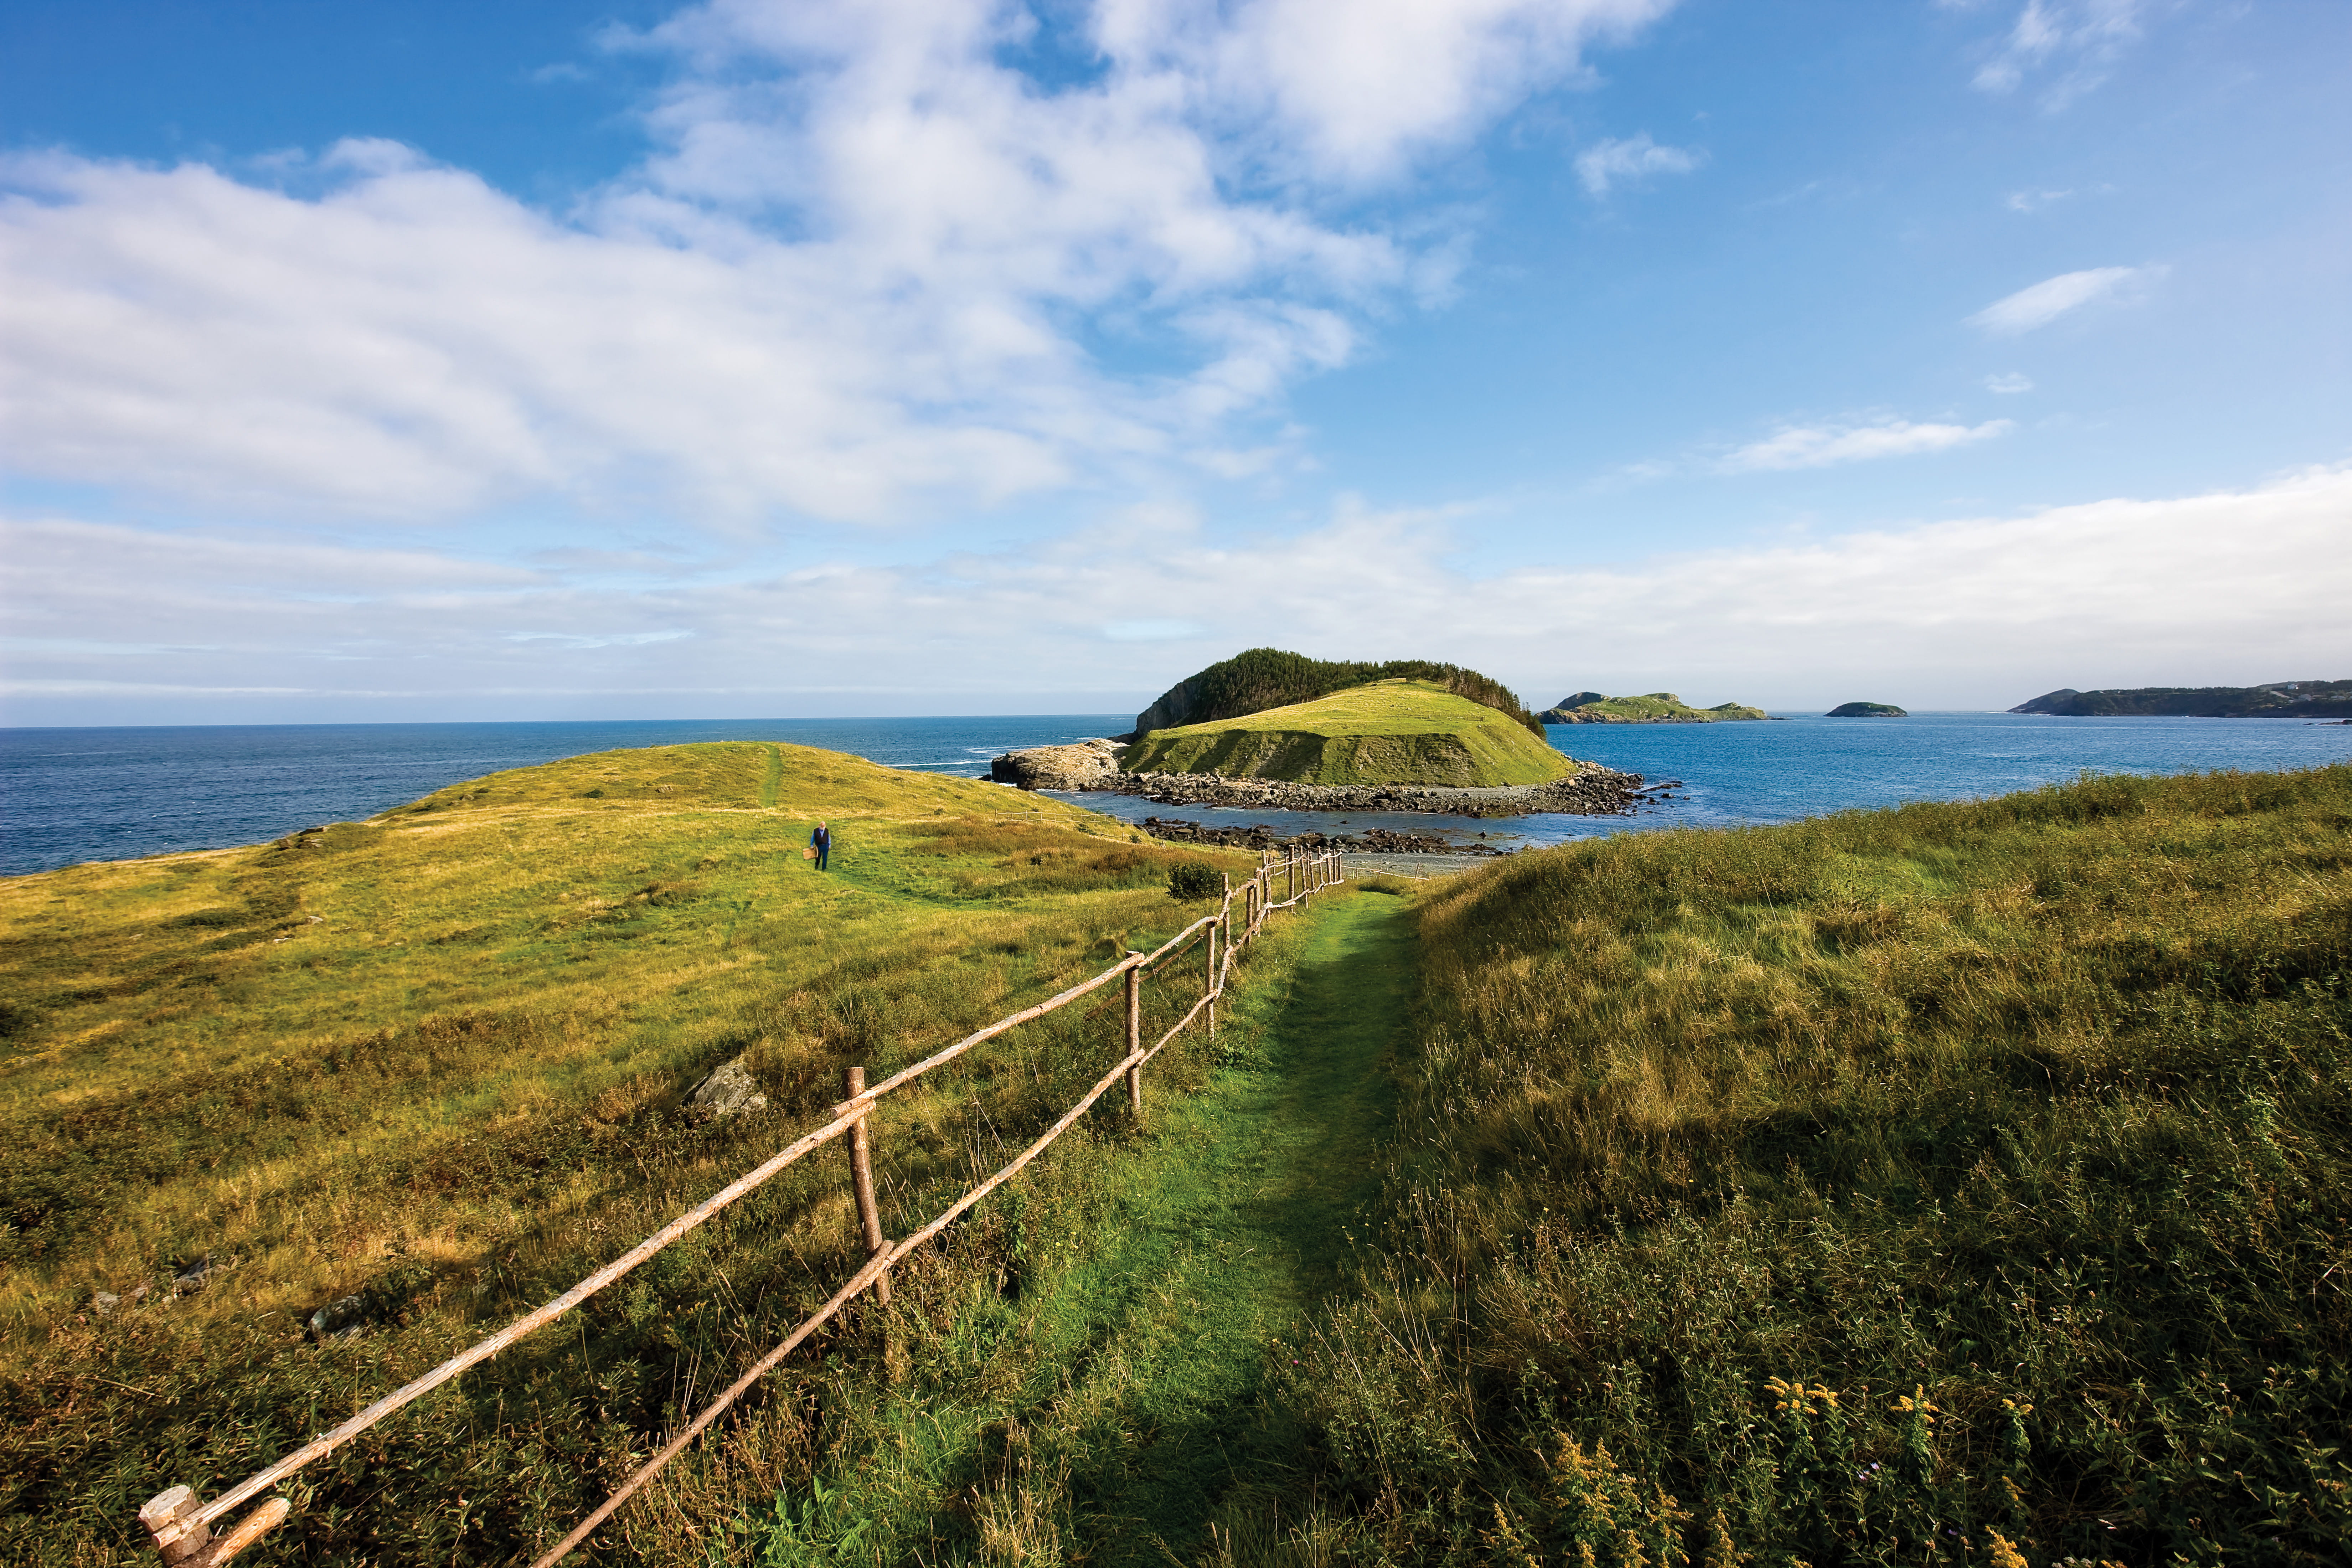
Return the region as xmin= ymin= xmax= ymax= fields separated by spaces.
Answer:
xmin=139 ymin=846 xmax=1343 ymax=1568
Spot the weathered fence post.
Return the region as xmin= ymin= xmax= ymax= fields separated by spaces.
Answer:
xmin=138 ymin=1488 xmax=208 ymax=1567
xmin=139 ymin=1487 xmax=290 ymax=1568
xmin=843 ymin=1067 xmax=891 ymax=1306
xmin=1123 ymin=958 xmax=1144 ymax=1120
xmin=1206 ymin=920 xmax=1217 ymax=1039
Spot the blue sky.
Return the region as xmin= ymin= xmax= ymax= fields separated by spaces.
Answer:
xmin=2 ymin=0 xmax=2346 ymax=723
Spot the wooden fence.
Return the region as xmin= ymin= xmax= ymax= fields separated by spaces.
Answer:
xmin=138 ymin=846 xmax=1345 ymax=1568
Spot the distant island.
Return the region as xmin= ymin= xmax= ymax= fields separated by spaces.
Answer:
xmin=1128 ymin=646 xmax=1546 ymax=738
xmin=1540 ymin=692 xmax=1770 ymax=724
xmin=1827 ymin=702 xmax=1907 ymax=718
xmin=990 ymin=650 xmax=1641 ymax=814
xmin=2010 ymin=680 xmax=2352 ymax=719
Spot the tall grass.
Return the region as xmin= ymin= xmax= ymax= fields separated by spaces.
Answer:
xmin=0 ymin=742 xmax=1265 ymax=1563
xmin=1285 ymin=767 xmax=2351 ymax=1566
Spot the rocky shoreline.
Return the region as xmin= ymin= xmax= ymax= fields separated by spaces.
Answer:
xmin=987 ymin=737 xmax=1646 ymax=819
xmin=1137 ymin=817 xmax=1508 ymax=855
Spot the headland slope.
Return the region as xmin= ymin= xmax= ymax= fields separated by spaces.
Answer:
xmin=1124 ymin=680 xmax=1575 ymax=787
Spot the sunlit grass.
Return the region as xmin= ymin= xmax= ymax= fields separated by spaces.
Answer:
xmin=0 ymin=741 xmax=1268 ymax=1563
xmin=1285 ymin=765 xmax=2352 ymax=1566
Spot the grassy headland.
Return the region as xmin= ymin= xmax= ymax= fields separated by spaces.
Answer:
xmin=1132 ymin=649 xmax=1547 ymax=738
xmin=1273 ymin=764 xmax=2352 ymax=1565
xmin=1542 ymin=692 xmax=1770 ymax=723
xmin=0 ymin=742 xmax=1286 ymax=1563
xmin=1123 ymin=680 xmax=1578 ymax=788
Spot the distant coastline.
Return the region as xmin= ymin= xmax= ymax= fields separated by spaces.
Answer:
xmin=2011 ymin=681 xmax=2350 ymax=719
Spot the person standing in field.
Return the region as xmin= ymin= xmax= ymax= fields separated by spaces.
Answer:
xmin=809 ymin=821 xmax=831 ymax=871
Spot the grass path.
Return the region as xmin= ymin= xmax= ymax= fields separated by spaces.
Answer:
xmin=1048 ymin=892 xmax=1409 ymax=1561
xmin=819 ymin=892 xmax=1413 ymax=1564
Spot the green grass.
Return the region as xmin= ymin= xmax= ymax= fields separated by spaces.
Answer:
xmin=734 ymin=892 xmax=1411 ymax=1566
xmin=1549 ymin=691 xmax=1769 ymax=722
xmin=1272 ymin=765 xmax=2352 ymax=1566
xmin=0 ymin=741 xmax=1274 ymax=1564
xmin=1125 ymin=681 xmax=1575 ymax=787
xmin=19 ymin=751 xmax=2347 ymax=1568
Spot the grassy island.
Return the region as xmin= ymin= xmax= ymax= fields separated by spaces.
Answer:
xmin=1544 ymin=690 xmax=1770 ymax=722
xmin=1122 ymin=679 xmax=1578 ymax=786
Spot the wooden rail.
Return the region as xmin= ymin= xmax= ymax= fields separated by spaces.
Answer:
xmin=138 ymin=847 xmax=1342 ymax=1567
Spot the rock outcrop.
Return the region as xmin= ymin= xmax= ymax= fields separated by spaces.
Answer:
xmin=989 ymin=738 xmax=1127 ymax=790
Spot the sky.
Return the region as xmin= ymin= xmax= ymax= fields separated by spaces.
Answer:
xmin=2 ymin=0 xmax=2347 ymax=725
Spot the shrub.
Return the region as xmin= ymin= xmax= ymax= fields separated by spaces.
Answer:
xmin=1167 ymin=862 xmax=1223 ymax=901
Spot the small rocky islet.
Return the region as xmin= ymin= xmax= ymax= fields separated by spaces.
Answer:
xmin=989 ymin=652 xmax=1651 ymax=851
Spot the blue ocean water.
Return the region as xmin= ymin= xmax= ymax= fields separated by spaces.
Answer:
xmin=3 ymin=712 xmax=2345 ymax=877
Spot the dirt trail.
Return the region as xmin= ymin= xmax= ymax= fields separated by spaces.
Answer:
xmin=1022 ymin=892 xmax=1413 ymax=1563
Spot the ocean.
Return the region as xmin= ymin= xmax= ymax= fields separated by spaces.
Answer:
xmin=3 ymin=712 xmax=2346 ymax=878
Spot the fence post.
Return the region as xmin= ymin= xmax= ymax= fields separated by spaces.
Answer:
xmin=139 ymin=1488 xmax=208 ymax=1567
xmin=1205 ymin=920 xmax=1217 ymax=1038
xmin=843 ymin=1067 xmax=891 ymax=1306
xmin=139 ymin=1488 xmax=292 ymax=1568
xmin=1124 ymin=959 xmax=1144 ymax=1121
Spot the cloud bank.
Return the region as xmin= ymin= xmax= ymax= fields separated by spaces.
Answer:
xmin=9 ymin=468 xmax=2346 ymax=721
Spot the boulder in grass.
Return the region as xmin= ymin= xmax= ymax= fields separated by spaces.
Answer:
xmin=686 ymin=1055 xmax=769 ymax=1122
xmin=308 ymin=1294 xmax=368 ymax=1342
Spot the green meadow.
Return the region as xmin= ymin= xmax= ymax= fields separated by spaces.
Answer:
xmin=0 ymin=742 xmax=1284 ymax=1563
xmin=1274 ymin=764 xmax=2352 ymax=1566
xmin=5 ymin=753 xmax=2347 ymax=1567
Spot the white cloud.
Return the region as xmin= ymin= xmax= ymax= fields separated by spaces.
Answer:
xmin=1573 ymin=132 xmax=1704 ymax=197
xmin=1720 ymin=418 xmax=2013 ymax=473
xmin=1967 ymin=264 xmax=2158 ymax=334
xmin=1970 ymin=0 xmax=2144 ymax=108
xmin=0 ymin=0 xmax=1680 ymax=528
xmin=2005 ymin=187 xmax=2072 ymax=212
xmin=1984 ymin=372 xmax=2034 ymax=394
xmin=7 ymin=469 xmax=2348 ymax=719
